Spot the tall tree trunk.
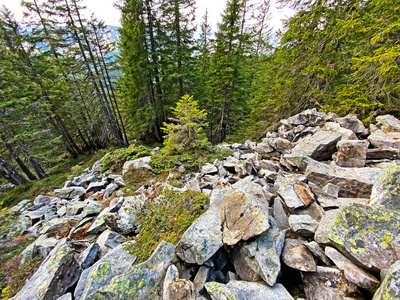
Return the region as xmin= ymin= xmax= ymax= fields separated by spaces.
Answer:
xmin=174 ymin=0 xmax=184 ymax=96
xmin=15 ymin=140 xmax=48 ymax=179
xmin=0 ymin=134 xmax=37 ymax=180
xmin=0 ymin=155 xmax=28 ymax=185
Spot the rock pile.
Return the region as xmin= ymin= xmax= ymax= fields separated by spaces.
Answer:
xmin=7 ymin=108 xmax=400 ymax=299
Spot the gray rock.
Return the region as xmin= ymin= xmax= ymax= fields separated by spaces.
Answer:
xmin=176 ymin=188 xmax=224 ymax=265
xmin=193 ymin=266 xmax=210 ymax=294
xmin=56 ymin=293 xmax=72 ymax=300
xmin=288 ymin=214 xmax=319 ymax=237
xmin=267 ymin=137 xmax=293 ymax=153
xmin=206 ymin=281 xmax=294 ymax=300
xmin=305 ymin=241 xmax=331 ymax=265
xmin=282 ymin=238 xmax=317 ymax=272
xmin=372 ymin=260 xmax=400 ymax=300
xmin=200 ymin=175 xmax=219 ymax=189
xmin=368 ymin=130 xmax=400 ymax=149
xmin=103 ymin=183 xmax=119 ymax=200
xmin=163 ymin=265 xmax=196 ymax=300
xmin=281 ymin=108 xmax=326 ymax=128
xmin=80 ymin=201 xmax=101 ymax=218
xmin=335 ymin=140 xmax=369 ymax=168
xmin=86 ymin=180 xmax=108 ymax=193
xmin=305 ymin=159 xmax=381 ymax=198
xmin=223 ymin=157 xmax=239 ymax=169
xmin=122 ymin=156 xmax=153 ymax=175
xmin=74 ymin=243 xmax=137 ymax=300
xmin=78 ymin=243 xmax=100 ymax=270
xmin=202 ymin=163 xmax=218 ymax=175
xmin=328 ymin=204 xmax=400 ymax=271
xmin=370 ymin=161 xmax=400 ymax=211
xmin=221 ymin=188 xmax=269 ymax=245
xmin=322 ymin=122 xmax=357 ymax=140
xmin=10 ymin=199 xmax=31 ymax=213
xmin=255 ymin=142 xmax=274 ymax=155
xmin=13 ymin=239 xmax=81 ymax=300
xmin=87 ymin=208 xmax=113 ymax=235
xmin=301 ymin=266 xmax=362 ymax=300
xmin=66 ymin=201 xmax=86 ymax=216
xmin=231 ymin=245 xmax=262 ymax=282
xmin=376 ymin=114 xmax=400 ymax=132
xmin=291 ymin=130 xmax=341 ymax=161
xmin=40 ymin=217 xmax=73 ymax=236
xmin=96 ymin=229 xmax=123 ymax=256
xmin=21 ymin=243 xmax=38 ymax=264
xmin=325 ymin=246 xmax=379 ymax=293
xmin=336 ymin=115 xmax=368 ymax=135
xmin=234 ymin=161 xmax=254 ymax=178
xmin=275 ymin=175 xmax=307 ymax=209
xmin=314 ymin=209 xmax=339 ymax=245
xmin=272 ymin=197 xmax=289 ymax=230
xmin=367 ymin=148 xmax=400 ymax=160
xmin=294 ymin=202 xmax=325 ymax=222
xmin=33 ymin=195 xmax=53 ymax=206
xmin=87 ymin=241 xmax=176 ymax=299
xmin=283 ymin=153 xmax=314 ymax=172
xmin=54 ymin=187 xmax=86 ymax=200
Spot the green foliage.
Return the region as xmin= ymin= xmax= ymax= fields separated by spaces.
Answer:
xmin=125 ymin=188 xmax=209 ymax=262
xmin=99 ymin=144 xmax=151 ymax=173
xmin=122 ymin=168 xmax=155 ymax=191
xmin=162 ymin=94 xmax=210 ymax=155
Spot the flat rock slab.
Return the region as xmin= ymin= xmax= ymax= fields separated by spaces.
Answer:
xmin=275 ymin=175 xmax=308 ymax=210
xmin=282 ymin=238 xmax=317 ymax=272
xmin=372 ymin=260 xmax=400 ymax=300
xmin=205 ymin=281 xmax=294 ymax=300
xmin=291 ymin=130 xmax=341 ymax=161
xmin=329 ymin=203 xmax=400 ymax=270
xmin=54 ymin=187 xmax=86 ymax=200
xmin=305 ymin=159 xmax=381 ymax=198
xmin=88 ymin=241 xmax=176 ymax=299
xmin=370 ymin=161 xmax=400 ymax=211
xmin=302 ymin=266 xmax=363 ymax=300
xmin=325 ymin=246 xmax=379 ymax=292
xmin=288 ymin=214 xmax=319 ymax=238
xmin=368 ymin=130 xmax=400 ymax=149
xmin=221 ymin=188 xmax=270 ymax=245
xmin=13 ymin=239 xmax=81 ymax=300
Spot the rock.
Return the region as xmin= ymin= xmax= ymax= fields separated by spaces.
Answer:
xmin=193 ymin=266 xmax=210 ymax=294
xmin=66 ymin=201 xmax=86 ymax=216
xmin=25 ymin=234 xmax=58 ymax=259
xmin=282 ymin=238 xmax=317 ymax=272
xmin=281 ymin=108 xmax=326 ymax=128
xmin=284 ymin=153 xmax=314 ymax=172
xmin=54 ymin=187 xmax=86 ymax=200
xmin=294 ymin=202 xmax=325 ymax=222
xmin=13 ymin=239 xmax=81 ymax=300
xmin=81 ymin=201 xmax=101 ymax=218
xmin=86 ymin=180 xmax=108 ymax=193
xmin=291 ymin=130 xmax=341 ymax=161
xmin=329 ymin=204 xmax=400 ymax=270
xmin=314 ymin=209 xmax=339 ymax=245
xmin=305 ymin=241 xmax=331 ymax=265
xmin=0 ymin=183 xmax=14 ymax=193
xmin=77 ymin=243 xmax=100 ymax=270
xmin=255 ymin=142 xmax=274 ymax=155
xmin=367 ymin=148 xmax=400 ymax=160
xmin=335 ymin=140 xmax=369 ymax=168
xmin=163 ymin=265 xmax=196 ymax=300
xmin=372 ymin=260 xmax=400 ymax=300
xmin=87 ymin=241 xmax=176 ymax=299
xmin=239 ymin=227 xmax=285 ymax=286
xmin=205 ymin=281 xmax=294 ymax=300
xmin=370 ymin=161 xmax=400 ymax=211
xmin=122 ymin=156 xmax=153 ymax=175
xmin=10 ymin=199 xmax=31 ymax=213
xmin=220 ymin=188 xmax=270 ymax=245
xmin=368 ymin=130 xmax=400 ymax=149
xmin=223 ymin=157 xmax=239 ymax=169
xmin=201 ymin=163 xmax=218 ymax=175
xmin=275 ymin=175 xmax=307 ymax=210
xmin=96 ymin=229 xmax=123 ymax=256
xmin=87 ymin=208 xmax=113 ymax=235
xmin=103 ymin=183 xmax=119 ymax=200
xmin=288 ymin=214 xmax=319 ymax=237
xmin=56 ymin=293 xmax=72 ymax=300
xmin=272 ymin=197 xmax=289 ymax=230
xmin=200 ymin=175 xmax=219 ymax=189
xmin=336 ymin=115 xmax=368 ymax=136
xmin=40 ymin=217 xmax=73 ymax=236
xmin=301 ymin=266 xmax=362 ymax=300
xmin=267 ymin=137 xmax=293 ymax=153
xmin=34 ymin=195 xmax=53 ymax=206
xmin=21 ymin=243 xmax=38 ymax=264
xmin=325 ymin=247 xmax=380 ymax=293
xmin=305 ymin=159 xmax=381 ymax=198
xmin=74 ymin=243 xmax=138 ymax=299
xmin=376 ymin=114 xmax=400 ymax=132
xmin=186 ymin=174 xmax=202 ymax=192
xmin=322 ymin=122 xmax=357 ymax=140
xmin=176 ymin=188 xmax=225 ymax=265
xmin=234 ymin=161 xmax=254 ymax=178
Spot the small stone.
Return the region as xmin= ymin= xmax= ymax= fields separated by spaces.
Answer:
xmin=305 ymin=241 xmax=331 ymax=265
xmin=322 ymin=122 xmax=357 ymax=140
xmin=288 ymin=214 xmax=319 ymax=237
xmin=163 ymin=265 xmax=196 ymax=300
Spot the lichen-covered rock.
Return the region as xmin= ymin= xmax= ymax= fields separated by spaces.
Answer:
xmin=201 ymin=163 xmax=218 ymax=175
xmin=291 ymin=130 xmax=341 ymax=161
xmin=301 ymin=266 xmax=363 ymax=300
xmin=329 ymin=204 xmax=400 ymax=270
xmin=74 ymin=243 xmax=137 ymax=300
xmin=13 ymin=239 xmax=81 ymax=300
xmin=163 ymin=265 xmax=195 ymax=300
xmin=205 ymin=281 xmax=294 ymax=300
xmin=282 ymin=238 xmax=317 ymax=272
xmin=87 ymin=241 xmax=175 ymax=299
xmin=372 ymin=260 xmax=400 ymax=300
xmin=238 ymin=227 xmax=285 ymax=286
xmin=275 ymin=175 xmax=308 ymax=210
xmin=325 ymin=246 xmax=379 ymax=292
xmin=54 ymin=187 xmax=86 ymax=200
xmin=305 ymin=241 xmax=330 ymax=265
xmin=220 ymin=188 xmax=270 ymax=245
xmin=122 ymin=156 xmax=153 ymax=175
xmin=370 ymin=161 xmax=400 ymax=211
xmin=335 ymin=140 xmax=369 ymax=168
xmin=314 ymin=209 xmax=339 ymax=245
xmin=175 ymin=193 xmax=223 ymax=264
xmin=306 ymin=160 xmax=381 ymax=198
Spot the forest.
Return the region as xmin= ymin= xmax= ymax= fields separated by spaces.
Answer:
xmin=0 ymin=0 xmax=399 ymax=188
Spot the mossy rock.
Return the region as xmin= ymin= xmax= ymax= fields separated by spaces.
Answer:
xmin=329 ymin=203 xmax=400 ymax=270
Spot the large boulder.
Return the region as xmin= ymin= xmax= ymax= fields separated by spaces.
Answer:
xmin=291 ymin=130 xmax=341 ymax=161
xmin=220 ymin=188 xmax=270 ymax=245
xmin=87 ymin=241 xmax=176 ymax=299
xmin=328 ymin=204 xmax=400 ymax=270
xmin=54 ymin=187 xmax=86 ymax=200
xmin=282 ymin=238 xmax=317 ymax=272
xmin=370 ymin=161 xmax=400 ymax=211
xmin=368 ymin=130 xmax=400 ymax=149
xmin=372 ymin=260 xmax=400 ymax=300
xmin=122 ymin=156 xmax=153 ymax=175
xmin=335 ymin=140 xmax=369 ymax=168
xmin=280 ymin=108 xmax=326 ymax=128
xmin=13 ymin=239 xmax=81 ymax=300
xmin=376 ymin=114 xmax=400 ymax=132
xmin=335 ymin=115 xmax=368 ymax=136
xmin=305 ymin=159 xmax=381 ymax=198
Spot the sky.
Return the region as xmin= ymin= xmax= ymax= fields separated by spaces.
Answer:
xmin=0 ymin=0 xmax=295 ymax=32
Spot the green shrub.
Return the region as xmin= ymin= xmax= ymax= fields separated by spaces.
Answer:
xmin=125 ymin=188 xmax=209 ymax=262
